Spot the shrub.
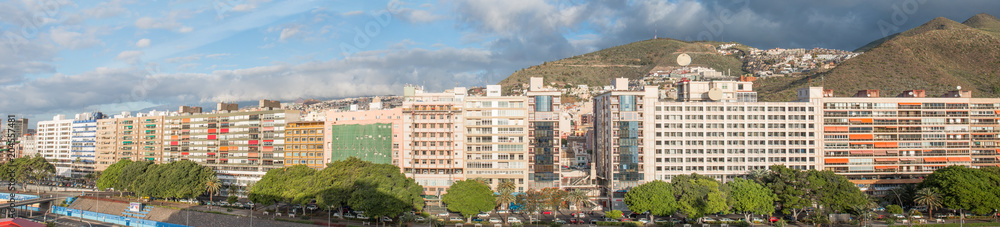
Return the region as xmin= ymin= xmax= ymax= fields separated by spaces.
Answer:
xmin=227 ymin=208 xmax=233 ymax=212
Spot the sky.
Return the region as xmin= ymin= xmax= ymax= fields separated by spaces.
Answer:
xmin=1 ymin=0 xmax=999 ymax=123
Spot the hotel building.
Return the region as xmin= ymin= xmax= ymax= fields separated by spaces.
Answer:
xmin=161 ymin=103 xmax=300 ymax=187
xmin=806 ymin=87 xmax=1000 ymax=194
xmin=36 ymin=115 xmax=75 ymax=177
xmin=525 ymin=78 xmax=564 ymax=189
xmin=464 ymin=85 xmax=530 ymax=191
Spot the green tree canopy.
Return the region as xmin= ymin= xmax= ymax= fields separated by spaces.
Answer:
xmin=761 ymin=165 xmax=811 ymax=219
xmin=115 ymin=160 xmax=154 ymax=192
xmin=348 ymin=163 xmax=424 ymax=220
xmin=727 ymin=178 xmax=776 ymax=221
xmin=442 ymin=179 xmax=495 ymax=222
xmin=624 ymin=180 xmax=678 ymax=220
xmin=604 ymin=210 xmax=623 ymax=220
xmin=672 ymin=174 xmax=729 ymax=220
xmin=249 ymin=165 xmax=316 ymax=206
xmin=885 ymin=205 xmax=903 ymax=214
xmin=97 ymin=159 xmax=132 ymax=190
xmin=806 ymin=170 xmax=867 ymax=213
xmin=918 ymin=165 xmax=1000 ymax=215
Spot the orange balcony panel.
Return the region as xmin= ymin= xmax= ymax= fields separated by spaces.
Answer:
xmin=874 ymin=166 xmax=897 ymax=169
xmin=875 ymin=158 xmax=898 ymax=162
xmin=825 ymin=158 xmax=849 ymax=164
xmin=849 ymin=134 xmax=874 ymax=140
xmin=947 ymin=157 xmax=972 ymax=162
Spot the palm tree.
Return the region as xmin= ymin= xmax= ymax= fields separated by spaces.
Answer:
xmin=496 ymin=180 xmax=516 ymax=222
xmin=565 ymin=189 xmax=589 ymax=215
xmin=914 ymin=188 xmax=942 ymax=218
xmin=205 ymin=178 xmax=221 ymax=210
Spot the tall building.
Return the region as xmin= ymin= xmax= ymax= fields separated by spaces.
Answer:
xmin=4 ymin=118 xmax=29 ymax=142
xmin=525 ymin=77 xmax=563 ymax=189
xmin=16 ymin=134 xmax=37 ymax=158
xmin=401 ymin=85 xmax=466 ymax=196
xmin=464 ymin=85 xmax=530 ymax=191
xmin=593 ymin=78 xmax=658 ymax=210
xmin=36 ymin=115 xmax=74 ymax=177
xmin=324 ymin=108 xmax=403 ymax=166
xmin=94 ymin=111 xmax=168 ymax=171
xmin=70 ymin=112 xmax=101 ymax=177
xmin=285 ymin=121 xmax=325 ymax=168
xmin=161 ymin=103 xmax=300 ymax=187
xmin=805 ymin=87 xmax=1000 ymax=195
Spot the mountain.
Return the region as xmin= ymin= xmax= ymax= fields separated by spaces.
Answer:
xmin=756 ymin=14 xmax=1000 ymax=101
xmin=498 ymin=38 xmax=747 ymax=91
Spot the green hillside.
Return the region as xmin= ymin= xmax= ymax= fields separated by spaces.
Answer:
xmin=757 ymin=14 xmax=1000 ymax=101
xmin=499 ymin=38 xmax=747 ymax=91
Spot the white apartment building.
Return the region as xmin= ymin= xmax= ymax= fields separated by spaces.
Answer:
xmin=36 ymin=115 xmax=74 ymax=177
xmin=464 ymin=85 xmax=530 ymax=191
xmin=401 ymin=85 xmax=467 ymax=196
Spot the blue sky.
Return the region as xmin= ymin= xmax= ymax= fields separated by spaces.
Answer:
xmin=2 ymin=0 xmax=999 ymax=122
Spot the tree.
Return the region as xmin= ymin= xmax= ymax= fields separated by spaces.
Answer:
xmin=919 ymin=165 xmax=1000 ymax=215
xmin=727 ymin=178 xmax=776 ymax=222
xmin=886 ymin=204 xmax=903 ymax=214
xmin=806 ymin=170 xmax=867 ymax=213
xmin=205 ymin=178 xmax=222 ymax=209
xmin=314 ymin=157 xmax=370 ymax=219
xmin=761 ymin=165 xmax=811 ymax=220
xmin=249 ymin=165 xmax=317 ymax=207
xmin=913 ymin=188 xmax=942 ymax=218
xmin=604 ymin=210 xmax=623 ymax=220
xmin=442 ymin=179 xmax=495 ymax=223
xmin=565 ymin=189 xmax=589 ymax=213
xmin=0 ymin=156 xmax=56 ymax=193
xmin=517 ymin=189 xmax=545 ymax=222
xmin=115 ymin=160 xmax=154 ymax=192
xmin=495 ymin=180 xmax=516 ymax=221
xmin=624 ymin=180 xmax=678 ymax=221
xmin=541 ymin=188 xmax=567 ymax=216
xmin=348 ymin=163 xmax=424 ymax=222
xmin=672 ymin=174 xmax=728 ymax=221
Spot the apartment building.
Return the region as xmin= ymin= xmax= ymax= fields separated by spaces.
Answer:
xmin=285 ymin=121 xmax=325 ymax=168
xmin=525 ymin=77 xmax=563 ymax=189
xmin=14 ymin=134 xmax=36 ymax=159
xmin=36 ymin=115 xmax=74 ymax=177
xmin=804 ymin=87 xmax=1000 ymax=194
xmin=464 ymin=85 xmax=530 ymax=191
xmin=161 ymin=103 xmax=300 ymax=187
xmin=70 ymin=113 xmax=99 ymax=177
xmin=593 ymin=78 xmax=658 ymax=210
xmin=95 ymin=118 xmax=118 ymax=171
xmin=324 ymin=108 xmax=403 ymax=166
xmin=4 ymin=118 xmax=28 ymax=142
xmin=401 ymin=85 xmax=466 ymax=196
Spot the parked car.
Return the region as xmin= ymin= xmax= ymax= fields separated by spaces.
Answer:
xmin=912 ymin=215 xmax=924 ymax=219
xmin=752 ymin=217 xmax=764 ymax=223
xmin=769 ymin=217 xmax=779 ymax=223
xmin=477 ymin=212 xmax=490 ymax=217
xmin=496 ymin=210 xmax=508 ymax=214
xmin=357 ymin=214 xmax=369 ymax=220
xmin=489 ymin=218 xmax=501 ymax=223
xmin=449 ymin=217 xmax=463 ymax=222
xmin=703 ymin=217 xmax=717 ymax=222
xmin=638 ymin=218 xmax=649 ymax=224
xmin=893 ymin=214 xmax=906 ymax=219
xmin=438 ymin=212 xmax=450 ymax=217
xmin=570 ymin=218 xmax=581 ymax=224
xmin=307 ymin=204 xmax=318 ymax=211
xmin=415 ymin=216 xmax=425 ymax=222
xmin=472 ymin=218 xmax=484 ymax=222
xmin=344 ymin=213 xmax=355 ymax=218
xmin=382 ymin=217 xmax=392 ymax=222
xmin=507 ymin=217 xmax=521 ymax=223
xmin=554 ymin=219 xmax=566 ymax=224
xmin=590 ymin=219 xmax=601 ymax=224
xmin=720 ymin=218 xmax=735 ymax=222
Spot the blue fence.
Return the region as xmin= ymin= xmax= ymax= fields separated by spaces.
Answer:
xmin=52 ymin=206 xmax=188 ymax=227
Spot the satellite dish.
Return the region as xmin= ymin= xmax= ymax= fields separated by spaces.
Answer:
xmin=708 ymin=88 xmax=723 ymax=101
xmin=677 ymin=53 xmax=691 ymax=67
xmin=957 ymin=86 xmax=962 ymax=90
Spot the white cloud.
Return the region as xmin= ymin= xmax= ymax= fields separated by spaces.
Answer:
xmin=115 ymin=50 xmax=143 ymax=63
xmin=205 ymin=53 xmax=231 ymax=58
xmin=165 ymin=54 xmax=203 ymax=63
xmin=49 ymin=27 xmax=103 ymax=49
xmin=232 ymin=4 xmax=256 ymax=12
xmin=135 ymin=17 xmax=180 ymax=30
xmin=178 ymin=26 xmax=194 ymax=33
xmin=279 ymin=26 xmax=301 ymax=42
xmin=135 ymin=39 xmax=151 ymax=48
xmin=342 ymin=10 xmax=364 ymax=16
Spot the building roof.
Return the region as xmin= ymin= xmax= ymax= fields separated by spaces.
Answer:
xmin=0 ymin=218 xmax=45 ymax=227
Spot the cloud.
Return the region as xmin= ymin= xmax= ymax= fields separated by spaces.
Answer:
xmin=135 ymin=17 xmax=180 ymax=30
xmin=232 ymin=4 xmax=256 ymax=12
xmin=178 ymin=26 xmax=194 ymax=33
xmin=115 ymin=50 xmax=143 ymax=63
xmin=279 ymin=25 xmax=303 ymax=42
xmin=165 ymin=54 xmax=202 ymax=63
xmin=0 ymin=47 xmax=496 ymax=115
xmin=49 ymin=27 xmax=103 ymax=49
xmin=342 ymin=10 xmax=364 ymax=16
xmin=205 ymin=53 xmax=231 ymax=59
xmin=135 ymin=39 xmax=151 ymax=48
